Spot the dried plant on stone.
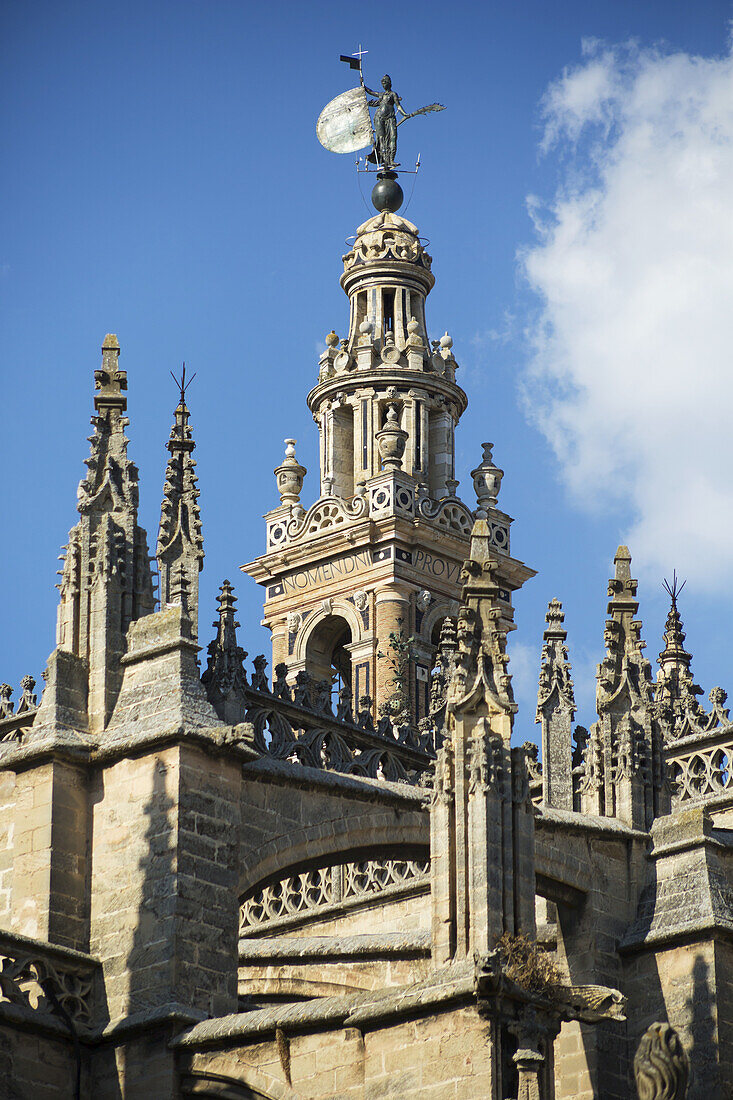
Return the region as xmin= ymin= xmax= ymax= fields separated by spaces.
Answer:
xmin=496 ymin=932 xmax=562 ymax=994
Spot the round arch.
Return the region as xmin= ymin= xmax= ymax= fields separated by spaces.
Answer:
xmin=294 ymin=598 xmax=365 ymax=663
xmin=238 ymin=811 xmax=429 ymax=895
xmin=420 ymin=600 xmax=459 ymax=645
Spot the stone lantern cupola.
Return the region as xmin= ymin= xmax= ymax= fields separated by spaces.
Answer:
xmin=307 ymin=210 xmax=468 ymax=501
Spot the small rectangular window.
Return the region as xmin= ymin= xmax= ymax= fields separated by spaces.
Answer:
xmin=383 ymin=290 xmax=395 ymax=335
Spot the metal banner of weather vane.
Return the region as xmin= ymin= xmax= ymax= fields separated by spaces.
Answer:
xmin=316 ymin=48 xmax=444 ymax=213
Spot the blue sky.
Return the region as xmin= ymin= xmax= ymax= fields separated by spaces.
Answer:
xmin=2 ymin=1 xmax=733 ymax=736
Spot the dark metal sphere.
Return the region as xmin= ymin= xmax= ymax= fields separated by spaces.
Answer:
xmin=371 ymin=173 xmax=403 ymax=214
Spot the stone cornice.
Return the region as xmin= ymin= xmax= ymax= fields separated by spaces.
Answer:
xmin=0 ymin=722 xmax=259 ymax=774
xmin=307 ymin=368 xmax=468 ymax=417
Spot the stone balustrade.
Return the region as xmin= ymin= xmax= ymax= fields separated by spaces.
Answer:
xmin=240 ymin=855 xmax=430 ymax=933
xmin=0 ymin=930 xmax=99 ymax=1028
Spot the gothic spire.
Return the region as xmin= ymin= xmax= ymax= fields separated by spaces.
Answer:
xmin=157 ymin=367 xmax=204 ymax=639
xmin=202 ymin=580 xmax=249 ymax=725
xmin=41 ymin=335 xmax=155 ymax=736
xmin=447 ymin=515 xmax=517 ymax=732
xmin=583 ymin=546 xmax=666 ymax=828
xmin=536 ymin=598 xmax=576 ymax=723
xmin=655 ymin=574 xmax=705 ymax=735
xmin=596 ymin=545 xmax=651 ymax=712
xmin=657 ymin=573 xmax=693 ymax=683
xmin=536 ymin=599 xmax=576 ymax=811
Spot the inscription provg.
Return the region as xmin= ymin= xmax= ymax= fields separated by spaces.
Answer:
xmin=412 ymin=549 xmax=461 ymax=583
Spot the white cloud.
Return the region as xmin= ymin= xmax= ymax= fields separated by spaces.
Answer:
xmin=521 ymin=39 xmax=733 ymax=591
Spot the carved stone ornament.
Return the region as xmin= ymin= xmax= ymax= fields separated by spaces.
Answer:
xmin=375 ymin=404 xmax=408 ymax=471
xmin=274 ymin=439 xmax=307 ymax=507
xmin=416 ymin=590 xmax=432 ymax=612
xmin=353 ymin=590 xmax=368 ymax=611
xmin=287 ymin=611 xmax=302 ymax=633
xmin=634 ymin=1022 xmax=689 ymax=1099
xmin=471 ymin=442 xmax=504 ymax=510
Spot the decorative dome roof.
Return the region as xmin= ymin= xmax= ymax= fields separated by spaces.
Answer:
xmin=342 ymin=211 xmax=432 ymax=274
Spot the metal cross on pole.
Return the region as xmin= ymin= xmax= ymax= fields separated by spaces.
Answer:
xmin=170 ymin=362 xmax=197 ymax=405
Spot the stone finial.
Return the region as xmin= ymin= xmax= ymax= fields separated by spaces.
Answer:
xmin=157 ymin=374 xmax=204 ymax=639
xmin=16 ymin=675 xmax=37 ymax=714
xmin=634 ymin=1022 xmax=689 ymax=1099
xmin=536 ymin=598 xmax=576 ymax=723
xmin=598 ymin=546 xmax=647 ymax=710
xmin=0 ymin=684 xmax=14 ymax=719
xmin=654 ymin=573 xmax=706 ymax=738
xmin=293 ymin=670 xmax=314 ymax=709
xmin=274 ymin=439 xmax=307 ymax=506
xmin=251 ymin=655 xmax=269 ymax=693
xmin=657 ymin=573 xmax=690 ymax=672
xmin=272 ymin=663 xmax=291 ymax=701
xmin=357 ymin=695 xmax=375 ymax=731
xmin=429 ymin=617 xmax=459 ymax=738
xmin=707 ymin=686 xmax=729 ymax=727
xmin=471 ymin=443 xmax=504 ymax=511
xmin=336 ymin=685 xmax=354 ymax=724
xmin=591 ymin=546 xmax=665 ymax=826
xmin=93 ymin=334 xmax=127 ymax=414
xmin=375 ymin=404 xmax=408 ymax=471
xmin=447 ymin=516 xmax=517 ymax=725
xmin=201 ymin=580 xmax=249 ymax=724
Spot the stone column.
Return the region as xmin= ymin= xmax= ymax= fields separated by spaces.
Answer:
xmin=374 ymin=585 xmax=412 ymax=715
xmin=510 ymin=1011 xmax=556 ymax=1100
xmin=269 ymin=614 xmax=289 ymax=675
xmin=430 ymin=741 xmax=456 ymax=966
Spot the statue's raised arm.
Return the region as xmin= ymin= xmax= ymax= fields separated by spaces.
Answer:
xmin=366 ymin=74 xmax=444 ymax=169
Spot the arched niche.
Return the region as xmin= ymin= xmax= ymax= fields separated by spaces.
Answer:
xmin=303 ymin=613 xmax=353 ymax=688
xmin=420 ymin=601 xmax=458 ymax=647
xmin=293 ymin=599 xmax=366 ymax=696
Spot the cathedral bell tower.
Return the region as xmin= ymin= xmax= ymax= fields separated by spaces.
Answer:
xmin=242 ymin=208 xmax=533 ymax=727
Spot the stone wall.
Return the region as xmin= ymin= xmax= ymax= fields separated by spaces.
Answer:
xmin=181 ymin=1002 xmax=494 ymax=1099
xmin=90 ymin=743 xmax=242 ymax=1023
xmin=0 ymin=1025 xmax=86 ymax=1099
xmin=623 ymin=939 xmax=726 ymax=1098
xmin=239 ymin=767 xmax=429 ymax=897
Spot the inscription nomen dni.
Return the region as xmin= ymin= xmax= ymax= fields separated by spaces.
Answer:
xmin=272 ymin=547 xmax=464 ymax=598
xmin=280 ymin=550 xmax=371 ymax=593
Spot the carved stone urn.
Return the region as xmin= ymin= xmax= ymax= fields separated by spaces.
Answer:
xmin=471 ymin=442 xmax=504 ymax=509
xmin=274 ymin=439 xmax=307 ymax=506
xmin=375 ymin=404 xmax=408 ymax=471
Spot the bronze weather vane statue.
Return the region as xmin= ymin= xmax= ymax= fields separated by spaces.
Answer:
xmin=316 ymin=48 xmax=444 ymax=213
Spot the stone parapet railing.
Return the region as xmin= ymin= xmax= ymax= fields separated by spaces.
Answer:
xmin=265 ymin=479 xmax=506 ymax=552
xmin=239 ymin=854 xmax=430 ymax=934
xmin=0 ymin=930 xmax=100 ymax=1028
xmin=242 ymin=684 xmax=434 ymax=784
xmin=666 ymin=722 xmax=733 ymax=807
